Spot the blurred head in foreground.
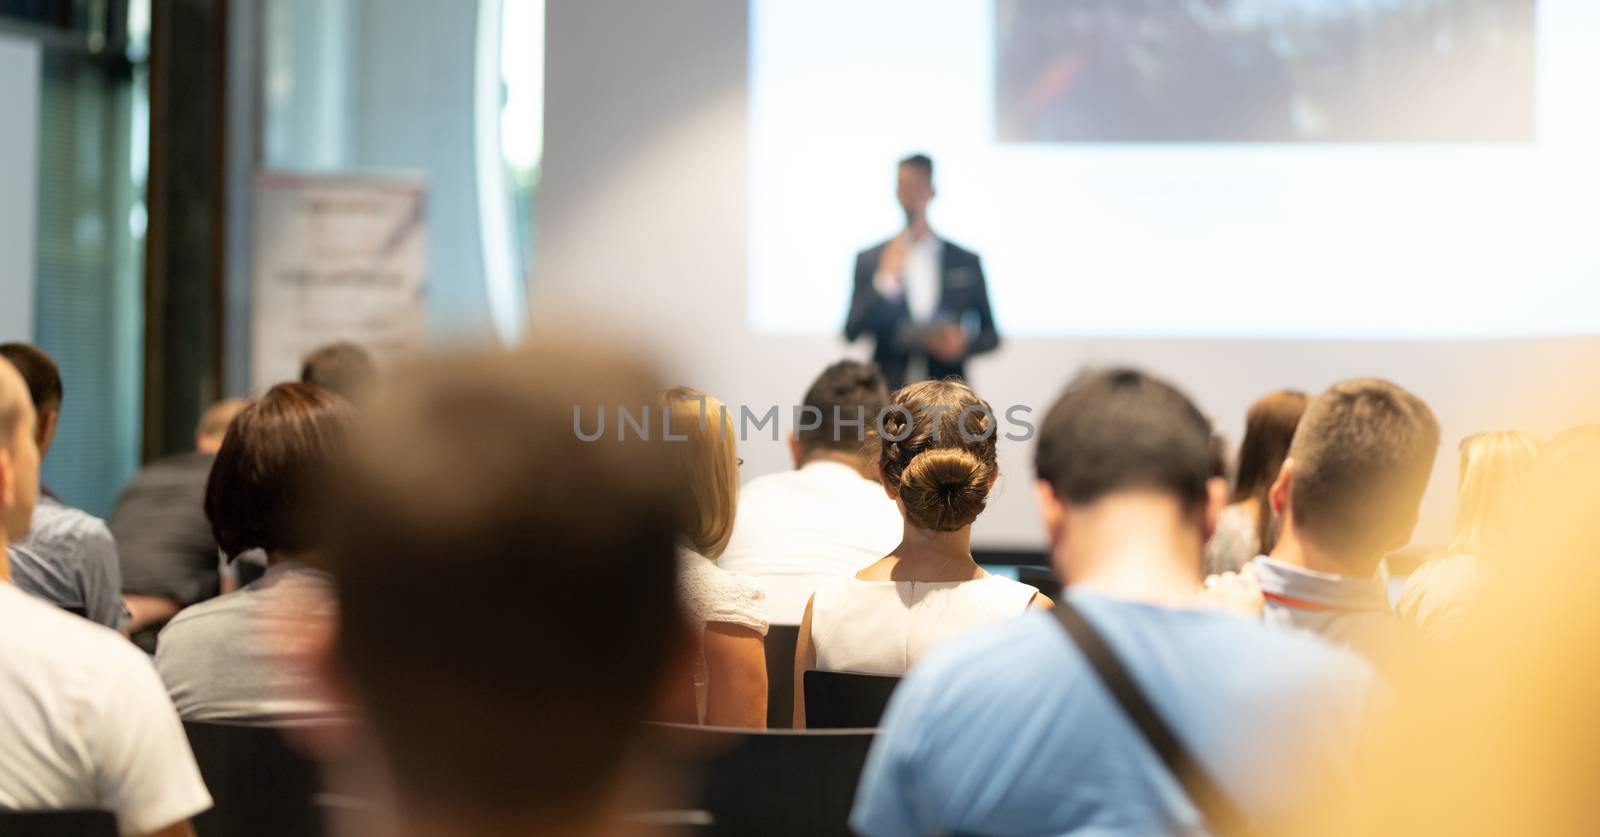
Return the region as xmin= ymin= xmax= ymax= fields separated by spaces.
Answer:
xmin=1308 ymin=425 xmax=1600 ymax=836
xmin=323 ymin=340 xmax=684 ymax=835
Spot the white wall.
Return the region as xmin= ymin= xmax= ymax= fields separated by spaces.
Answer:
xmin=537 ymin=0 xmax=1600 ymax=549
xmin=261 ymin=0 xmax=514 ymax=343
xmin=0 ymin=34 xmax=39 ymax=342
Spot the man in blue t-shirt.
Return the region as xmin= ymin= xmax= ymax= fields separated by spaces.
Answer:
xmin=853 ymin=369 xmax=1377 ymax=836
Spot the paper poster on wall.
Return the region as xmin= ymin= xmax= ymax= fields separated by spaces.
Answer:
xmin=250 ymin=172 xmax=428 ymax=392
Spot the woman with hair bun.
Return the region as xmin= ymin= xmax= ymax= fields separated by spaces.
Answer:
xmin=792 ymin=380 xmax=1049 ymax=726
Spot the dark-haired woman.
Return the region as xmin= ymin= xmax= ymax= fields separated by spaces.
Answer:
xmin=792 ymin=380 xmax=1049 ymax=727
xmin=1204 ymin=389 xmax=1309 ymax=575
xmin=156 ymin=383 xmax=349 ymax=722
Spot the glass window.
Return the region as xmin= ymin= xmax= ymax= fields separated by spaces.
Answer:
xmin=6 ymin=0 xmax=147 ymax=517
xmin=499 ymin=0 xmax=543 ymax=281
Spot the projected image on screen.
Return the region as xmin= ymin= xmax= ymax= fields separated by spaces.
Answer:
xmin=995 ymin=0 xmax=1537 ymax=143
xmin=748 ymin=0 xmax=1598 ymax=340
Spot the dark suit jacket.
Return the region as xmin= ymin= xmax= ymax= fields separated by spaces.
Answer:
xmin=843 ymin=237 xmax=1000 ymax=390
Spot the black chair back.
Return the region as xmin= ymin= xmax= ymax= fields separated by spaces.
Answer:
xmin=234 ymin=560 xmax=266 ymax=588
xmin=763 ymin=624 xmax=800 ymax=728
xmin=803 ymin=670 xmax=901 ymax=729
xmin=645 ymin=724 xmax=876 ymax=837
xmin=1015 ymin=565 xmax=1061 ymax=600
xmin=182 ymin=721 xmax=326 ymax=837
xmin=0 ymin=810 xmax=117 ymax=837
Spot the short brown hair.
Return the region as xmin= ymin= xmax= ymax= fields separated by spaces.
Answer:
xmin=1288 ymin=379 xmax=1440 ymax=557
xmin=299 ymin=341 xmax=377 ymax=404
xmin=205 ymin=383 xmax=351 ymax=559
xmin=798 ymin=360 xmax=890 ymax=456
xmin=0 ymin=343 xmax=62 ymax=413
xmin=876 ymin=379 xmax=997 ymax=531
xmin=323 ymin=342 xmax=683 ymax=827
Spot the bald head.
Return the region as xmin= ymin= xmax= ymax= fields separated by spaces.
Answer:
xmin=196 ymin=398 xmax=249 ymax=454
xmin=0 ymin=343 xmax=61 ymax=459
xmin=0 ymin=361 xmax=40 ymax=547
xmin=0 ymin=362 xmax=26 ymax=446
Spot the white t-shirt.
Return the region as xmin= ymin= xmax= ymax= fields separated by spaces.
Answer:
xmin=718 ymin=461 xmax=904 ymax=624
xmin=810 ymin=574 xmax=1039 ymax=676
xmin=0 ymin=582 xmax=212 ymax=835
xmin=157 ymin=562 xmax=338 ymax=723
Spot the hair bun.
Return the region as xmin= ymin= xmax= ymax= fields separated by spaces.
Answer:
xmin=898 ymin=447 xmax=991 ymax=532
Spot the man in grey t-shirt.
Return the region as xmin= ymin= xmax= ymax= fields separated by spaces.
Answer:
xmin=156 ymin=560 xmax=335 ymax=722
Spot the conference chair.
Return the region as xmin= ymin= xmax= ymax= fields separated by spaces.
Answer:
xmin=1015 ymin=565 xmax=1061 ymax=599
xmin=764 ymin=623 xmax=800 ymax=729
xmin=972 ymin=547 xmax=1050 ymax=566
xmin=802 ymin=670 xmax=901 ymax=729
xmin=643 ymin=723 xmax=876 ymax=837
xmin=0 ymin=810 xmax=117 ymax=837
xmin=182 ymin=721 xmax=326 ymax=837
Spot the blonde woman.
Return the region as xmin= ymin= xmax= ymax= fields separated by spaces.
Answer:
xmin=1397 ymin=430 xmax=1541 ymax=640
xmin=793 ymin=380 xmax=1050 ymax=727
xmin=663 ymin=387 xmax=770 ymax=728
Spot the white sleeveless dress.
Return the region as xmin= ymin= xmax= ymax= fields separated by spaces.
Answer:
xmin=810 ymin=575 xmax=1039 ymax=676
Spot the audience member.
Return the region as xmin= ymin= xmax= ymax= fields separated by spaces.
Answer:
xmin=1207 ymin=431 xmax=1228 ymax=481
xmin=300 ymin=341 xmax=378 ymax=404
xmin=852 ymin=369 xmax=1375 ymax=836
xmin=1524 ymin=424 xmax=1600 ymax=564
xmin=794 ymin=380 xmax=1047 ymax=726
xmin=319 ymin=343 xmax=689 ymax=837
xmin=1306 ymin=424 xmax=1600 ymax=836
xmin=663 ymin=386 xmax=770 ymax=728
xmin=1204 ymin=389 xmax=1308 ymax=574
xmin=114 ymin=397 xmax=249 ymax=638
xmin=1395 ymin=430 xmax=1539 ymax=641
xmin=0 ymin=359 xmax=212 ymax=837
xmin=155 ymin=384 xmax=349 ymax=722
xmin=1251 ymin=379 xmax=1439 ymax=675
xmin=718 ymin=360 xmax=902 ymax=624
xmin=0 ymin=343 xmax=126 ymax=630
